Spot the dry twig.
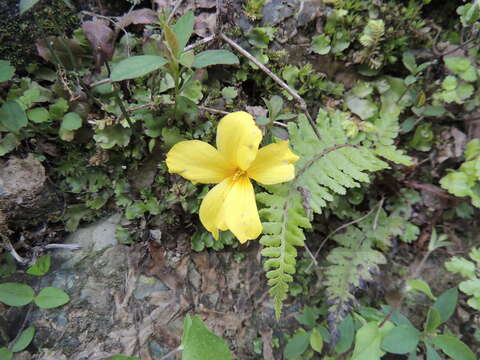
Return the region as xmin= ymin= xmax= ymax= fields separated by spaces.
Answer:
xmin=219 ymin=33 xmax=321 ymax=140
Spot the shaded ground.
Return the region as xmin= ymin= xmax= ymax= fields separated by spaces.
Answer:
xmin=2 ymin=215 xmax=297 ymax=359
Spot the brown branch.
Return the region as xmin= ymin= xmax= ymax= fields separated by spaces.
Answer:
xmin=404 ymin=182 xmax=459 ymax=200
xmin=219 ymin=33 xmax=321 ymax=140
xmin=126 ymin=101 xmax=229 ymax=115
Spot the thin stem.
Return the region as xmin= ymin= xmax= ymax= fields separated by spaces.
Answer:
xmin=219 ymin=33 xmax=321 ymax=140
xmin=159 ymin=347 xmax=182 ymax=360
xmin=126 ymin=101 xmax=229 ymax=115
xmin=184 ymin=34 xmax=216 ymax=52
xmin=305 ymin=200 xmax=383 ymax=273
xmin=113 ymin=88 xmax=134 ymax=129
xmin=90 ymin=78 xmax=111 ymax=88
xmin=8 ymin=304 xmax=33 ymax=351
xmin=1 ymin=236 xmax=28 ymax=264
xmin=167 ymin=0 xmax=185 ymax=23
xmin=44 ymin=243 xmax=82 ymax=250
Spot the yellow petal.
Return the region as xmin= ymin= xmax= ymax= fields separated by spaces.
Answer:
xmin=247 ymin=140 xmax=299 ymax=185
xmin=199 ymin=177 xmax=235 ymax=239
xmin=166 ymin=140 xmax=235 ymax=184
xmin=216 ymin=111 xmax=262 ymax=170
xmin=224 ymin=175 xmax=262 ymax=243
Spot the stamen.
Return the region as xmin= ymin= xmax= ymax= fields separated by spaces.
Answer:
xmin=233 ymin=169 xmax=246 ymax=181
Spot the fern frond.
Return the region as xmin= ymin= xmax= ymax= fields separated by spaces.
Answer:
xmin=359 ymin=19 xmax=385 ymax=48
xmin=258 ymin=109 xmax=395 ymax=318
xmin=325 ymin=241 xmax=386 ymax=341
xmin=373 ymin=77 xmax=414 ymax=165
xmin=324 ymin=207 xmax=411 ymax=337
xmin=258 ymin=184 xmax=311 ymax=318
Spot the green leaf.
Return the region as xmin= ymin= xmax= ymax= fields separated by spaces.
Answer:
xmin=312 ymin=34 xmax=331 ymax=55
xmin=176 ymin=95 xmax=198 ymax=114
xmin=442 ymin=76 xmax=457 ymax=91
xmin=34 ymin=287 xmax=70 ymax=309
xmin=424 ymin=307 xmax=442 ymax=334
xmin=64 ymin=204 xmax=90 ymax=232
xmin=433 ymin=287 xmax=458 ymax=323
xmin=420 ymin=105 xmax=446 ymax=117
xmin=351 ymin=81 xmax=374 ymax=98
xmin=221 ymin=87 xmax=238 ymax=101
xmin=94 ymin=125 xmax=132 ymax=149
xmin=402 ymin=52 xmax=417 ymax=74
xmin=445 ymin=57 xmax=477 ymax=82
xmin=283 ymin=330 xmax=311 ymax=358
xmin=310 ymin=328 xmax=323 ymax=353
xmin=11 ymin=326 xmax=35 ymax=352
xmin=0 ymin=348 xmax=12 ymax=360
xmin=192 ymin=50 xmax=239 ymax=68
xmin=456 ymin=83 xmax=474 ymax=101
xmin=49 ymin=98 xmax=69 ymax=120
xmin=164 ymin=25 xmax=180 ymax=58
xmin=465 ymin=139 xmax=480 ymax=161
xmin=431 ymin=335 xmax=476 ymax=360
xmin=106 ymin=356 xmax=139 ymax=360
xmin=162 ymin=127 xmax=184 ymax=148
xmin=335 ymin=314 xmax=354 ymax=354
xmin=179 ymin=50 xmax=195 ymax=67
xmin=27 ymin=107 xmax=50 ymax=123
xmin=445 ymin=257 xmax=476 ymax=278
xmin=19 ymin=0 xmax=40 ymax=15
xmin=0 ymin=133 xmax=20 ymax=156
xmin=351 ymin=322 xmax=393 ymax=360
xmin=459 ymin=279 xmax=480 ymax=297
xmin=440 ymin=172 xmax=472 ymax=198
xmin=0 ymin=60 xmax=15 ymax=82
xmin=26 ymin=255 xmax=51 ymax=276
xmin=470 ymin=248 xmax=480 ymax=264
xmin=247 ymin=27 xmax=275 ymax=49
xmin=408 ymin=123 xmax=433 ymax=152
xmin=172 ymin=11 xmax=194 ymax=51
xmin=295 ymin=306 xmax=320 ymax=329
xmin=61 ymin=112 xmax=82 ymax=131
xmin=0 ymin=101 xmax=28 ymax=132
xmin=264 ymin=95 xmax=283 ymax=121
xmin=381 ymin=325 xmax=420 ymax=354
xmin=181 ymin=315 xmax=233 ymax=360
xmin=111 ymin=55 xmax=168 ymax=81
xmin=426 ymin=344 xmax=442 ymax=360
xmin=0 ymin=283 xmax=35 ymax=306
xmin=404 ymin=75 xmax=417 ymax=86
xmin=345 ymin=93 xmax=377 ymax=120
xmin=406 ymin=279 xmax=437 ymax=300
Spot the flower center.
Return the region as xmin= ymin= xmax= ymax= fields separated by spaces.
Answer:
xmin=232 ymin=169 xmax=246 ymax=181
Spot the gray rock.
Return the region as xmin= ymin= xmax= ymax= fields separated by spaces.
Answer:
xmin=134 ymin=275 xmax=169 ymax=300
xmin=56 ymin=213 xmax=122 ymax=268
xmin=262 ymin=0 xmax=296 ymax=26
xmin=296 ymin=0 xmax=322 ymax=27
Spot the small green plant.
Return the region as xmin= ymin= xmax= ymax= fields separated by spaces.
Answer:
xmin=445 ymin=247 xmax=480 ymax=310
xmin=283 ymin=285 xmax=474 ymax=360
xmin=243 ymin=0 xmax=266 ymax=20
xmin=440 ymin=139 xmax=480 ymax=207
xmin=109 ymin=314 xmax=232 ymax=360
xmin=0 ymin=254 xmax=69 ymax=359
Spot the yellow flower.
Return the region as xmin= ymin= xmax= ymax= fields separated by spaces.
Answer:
xmin=166 ymin=111 xmax=299 ymax=243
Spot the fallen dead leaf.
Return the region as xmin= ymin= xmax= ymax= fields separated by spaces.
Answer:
xmin=82 ymin=20 xmax=115 ymax=70
xmin=117 ymin=9 xmax=159 ymax=29
xmin=260 ymin=329 xmax=275 ymax=360
xmin=196 ymin=0 xmax=216 ymax=8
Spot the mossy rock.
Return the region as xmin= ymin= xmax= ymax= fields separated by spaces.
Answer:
xmin=0 ymin=0 xmax=78 ymax=68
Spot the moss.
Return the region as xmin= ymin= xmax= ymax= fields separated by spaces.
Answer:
xmin=0 ymin=0 xmax=78 ymax=69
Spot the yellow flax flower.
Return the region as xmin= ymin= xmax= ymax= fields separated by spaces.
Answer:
xmin=166 ymin=111 xmax=299 ymax=243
